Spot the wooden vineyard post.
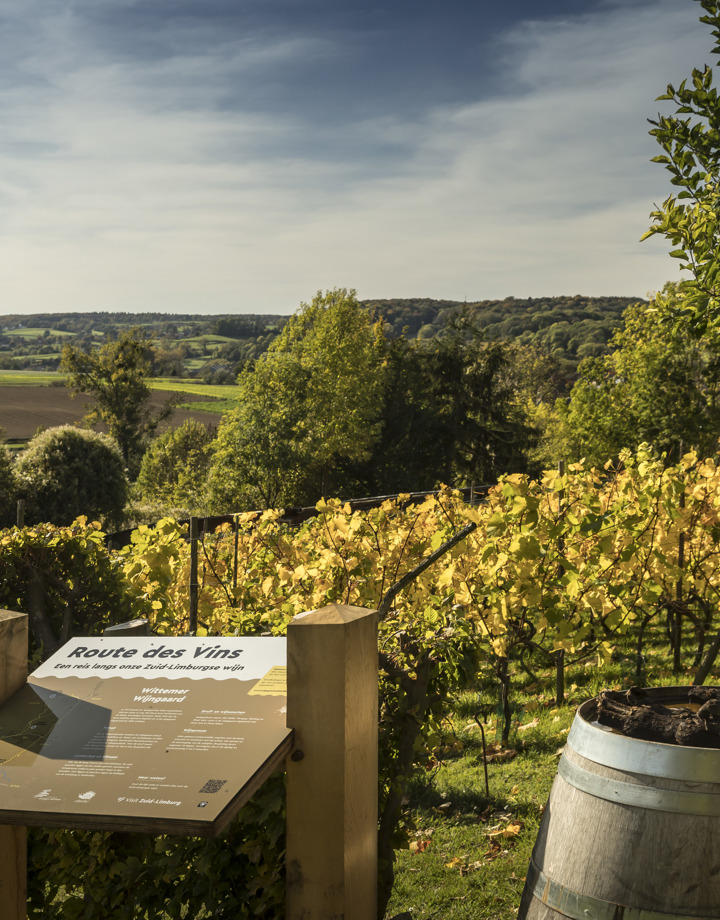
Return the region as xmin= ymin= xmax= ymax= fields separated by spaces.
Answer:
xmin=0 ymin=611 xmax=28 ymax=920
xmin=286 ymin=604 xmax=378 ymax=920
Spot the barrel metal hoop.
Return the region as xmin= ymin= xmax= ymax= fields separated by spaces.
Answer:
xmin=527 ymin=857 xmax=717 ymax=920
xmin=568 ymin=714 xmax=720 ymax=783
xmin=558 ymin=753 xmax=720 ymax=816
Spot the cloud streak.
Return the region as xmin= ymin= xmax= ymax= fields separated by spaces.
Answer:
xmin=0 ymin=0 xmax=712 ymax=314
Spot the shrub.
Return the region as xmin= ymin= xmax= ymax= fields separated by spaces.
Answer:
xmin=136 ymin=419 xmax=215 ymax=512
xmin=15 ymin=426 xmax=128 ymax=527
xmin=0 ymin=432 xmax=16 ymax=528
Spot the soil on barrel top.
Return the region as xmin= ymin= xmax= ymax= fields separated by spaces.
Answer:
xmin=596 ymin=686 xmax=720 ymax=747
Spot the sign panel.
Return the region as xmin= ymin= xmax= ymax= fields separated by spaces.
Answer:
xmin=0 ymin=636 xmax=291 ymax=836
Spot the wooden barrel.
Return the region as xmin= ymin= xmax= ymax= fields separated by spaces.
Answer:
xmin=518 ymin=687 xmax=720 ymax=919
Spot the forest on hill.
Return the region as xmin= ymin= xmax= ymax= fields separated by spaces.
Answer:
xmin=0 ymin=294 xmax=639 ymax=381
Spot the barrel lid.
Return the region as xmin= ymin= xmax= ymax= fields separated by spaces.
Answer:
xmin=569 ymin=687 xmax=720 ymax=782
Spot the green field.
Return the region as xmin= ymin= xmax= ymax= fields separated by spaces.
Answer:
xmin=148 ymin=380 xmax=238 ymax=400
xmin=0 ymin=371 xmax=65 ymax=385
xmin=4 ymin=327 xmax=74 ymax=337
xmin=181 ymin=334 xmax=239 ymax=345
xmin=0 ymin=372 xmax=238 ymax=401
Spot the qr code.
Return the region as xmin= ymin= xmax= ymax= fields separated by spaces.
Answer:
xmin=199 ymin=779 xmax=227 ymax=794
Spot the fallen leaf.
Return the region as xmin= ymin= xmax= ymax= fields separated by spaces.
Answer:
xmin=445 ymin=855 xmax=484 ymax=875
xmin=487 ymin=821 xmax=523 ymax=840
xmin=510 ymin=785 xmax=520 ymax=795
xmin=485 ymin=748 xmax=517 ymax=763
xmin=410 ymin=838 xmax=432 ymax=854
xmin=518 ymin=718 xmax=540 ymax=732
xmin=481 ymin=840 xmax=510 ymax=861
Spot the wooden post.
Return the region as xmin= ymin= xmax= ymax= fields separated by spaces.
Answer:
xmin=0 ymin=610 xmax=28 ymax=920
xmin=286 ymin=604 xmax=378 ymax=920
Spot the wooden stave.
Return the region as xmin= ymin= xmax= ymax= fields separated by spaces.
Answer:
xmin=519 ymin=691 xmax=720 ymax=920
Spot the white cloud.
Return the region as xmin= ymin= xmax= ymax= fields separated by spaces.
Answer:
xmin=0 ymin=0 xmax=711 ymax=313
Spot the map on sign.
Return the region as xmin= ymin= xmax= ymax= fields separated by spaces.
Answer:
xmin=0 ymin=636 xmax=291 ymax=836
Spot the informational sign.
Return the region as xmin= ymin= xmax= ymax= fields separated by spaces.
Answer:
xmin=0 ymin=636 xmax=291 ymax=836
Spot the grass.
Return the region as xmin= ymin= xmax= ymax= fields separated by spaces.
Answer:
xmin=180 ymin=334 xmax=238 ymax=345
xmin=4 ymin=327 xmax=74 ymax=337
xmin=149 ymin=380 xmax=238 ymax=399
xmin=0 ymin=374 xmax=238 ymax=401
xmin=0 ymin=371 xmax=65 ymax=385
xmin=384 ymin=627 xmax=704 ymax=920
xmin=386 ymin=705 xmax=569 ymax=919
xmin=179 ymin=399 xmax=235 ymax=415
xmin=149 ymin=380 xmax=238 ymax=415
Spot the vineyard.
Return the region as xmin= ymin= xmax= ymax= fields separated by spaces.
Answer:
xmin=2 ymin=445 xmax=720 ymax=917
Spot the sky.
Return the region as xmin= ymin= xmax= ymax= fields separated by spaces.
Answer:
xmin=0 ymin=0 xmax=713 ymax=316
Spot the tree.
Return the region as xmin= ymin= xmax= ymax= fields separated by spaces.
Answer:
xmin=418 ymin=327 xmax=534 ymax=485
xmin=561 ymin=284 xmax=720 ymax=465
xmin=209 ymin=289 xmax=387 ymax=509
xmin=209 ymin=352 xmax=312 ymax=510
xmin=352 ymin=322 xmax=541 ymax=494
xmin=61 ymin=328 xmax=176 ymax=475
xmin=643 ymin=0 xmax=720 ymax=333
xmin=500 ymin=342 xmax=571 ymax=475
xmin=136 ymin=419 xmax=216 ymax=512
xmin=14 ymin=426 xmax=128 ymax=527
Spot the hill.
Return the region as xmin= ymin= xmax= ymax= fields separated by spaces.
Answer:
xmin=0 ymin=295 xmax=641 ymax=378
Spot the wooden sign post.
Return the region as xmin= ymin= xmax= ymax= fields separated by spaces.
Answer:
xmin=0 ymin=604 xmax=379 ymax=920
xmin=0 ymin=610 xmax=28 ymax=920
xmin=286 ymin=604 xmax=378 ymax=920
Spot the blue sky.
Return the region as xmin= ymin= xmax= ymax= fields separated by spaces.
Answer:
xmin=0 ymin=0 xmax=712 ymax=315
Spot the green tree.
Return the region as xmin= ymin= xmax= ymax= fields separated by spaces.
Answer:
xmin=354 ymin=324 xmax=540 ymax=494
xmin=501 ymin=343 xmax=571 ymax=475
xmin=209 ymin=289 xmax=386 ymax=509
xmin=209 ymin=352 xmax=311 ymax=510
xmin=643 ymin=0 xmax=720 ymax=333
xmin=561 ymin=284 xmax=720 ymax=464
xmin=419 ymin=327 xmax=533 ymax=485
xmin=136 ymin=419 xmax=216 ymax=512
xmin=14 ymin=426 xmax=128 ymax=527
xmin=61 ymin=328 xmax=176 ymax=475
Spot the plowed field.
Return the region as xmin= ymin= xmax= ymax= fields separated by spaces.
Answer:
xmin=0 ymin=387 xmax=223 ymax=440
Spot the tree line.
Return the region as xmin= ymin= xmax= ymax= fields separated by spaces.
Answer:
xmin=1 ymin=278 xmax=720 ymax=530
